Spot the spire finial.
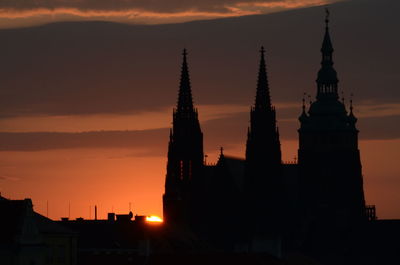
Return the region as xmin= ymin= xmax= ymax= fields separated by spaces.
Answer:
xmin=220 ymin=146 xmax=224 ymax=156
xmin=316 ymin=7 xmax=338 ymax=99
xmin=302 ymin=92 xmax=306 ymax=112
xmin=325 ymin=7 xmax=330 ymax=29
xmin=260 ymin=46 xmax=265 ymax=56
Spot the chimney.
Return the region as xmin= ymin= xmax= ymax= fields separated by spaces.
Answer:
xmin=108 ymin=213 xmax=115 ymax=221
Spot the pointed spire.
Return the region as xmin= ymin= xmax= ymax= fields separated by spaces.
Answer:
xmin=255 ymin=46 xmax=271 ymax=109
xmin=177 ymin=48 xmax=194 ymax=113
xmin=317 ymin=8 xmax=339 ymax=99
xmin=322 ymin=8 xmax=334 ymax=56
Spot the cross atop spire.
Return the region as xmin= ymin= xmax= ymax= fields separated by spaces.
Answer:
xmin=325 ymin=7 xmax=330 ymax=29
xmin=177 ymin=48 xmax=194 ymax=113
xmin=255 ymin=46 xmax=271 ymax=109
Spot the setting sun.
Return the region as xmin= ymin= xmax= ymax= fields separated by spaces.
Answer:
xmin=146 ymin=216 xmax=163 ymax=223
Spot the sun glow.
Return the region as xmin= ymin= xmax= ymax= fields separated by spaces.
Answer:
xmin=146 ymin=216 xmax=163 ymax=223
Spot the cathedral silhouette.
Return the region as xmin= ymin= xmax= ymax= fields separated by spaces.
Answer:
xmin=162 ymin=11 xmax=374 ymax=255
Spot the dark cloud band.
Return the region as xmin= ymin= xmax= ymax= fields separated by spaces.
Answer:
xmin=0 ymin=0 xmax=326 ymax=13
xmin=1 ymin=113 xmax=399 ymax=152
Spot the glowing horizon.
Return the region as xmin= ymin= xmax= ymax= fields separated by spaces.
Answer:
xmin=146 ymin=216 xmax=163 ymax=223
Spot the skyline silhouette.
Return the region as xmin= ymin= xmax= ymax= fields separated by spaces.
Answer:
xmin=0 ymin=0 xmax=399 ymax=222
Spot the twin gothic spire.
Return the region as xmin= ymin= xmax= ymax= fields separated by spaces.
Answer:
xmin=177 ymin=46 xmax=273 ymax=114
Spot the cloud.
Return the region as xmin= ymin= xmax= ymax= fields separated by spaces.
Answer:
xmin=0 ymin=0 xmax=336 ymax=28
xmin=1 ymin=112 xmax=399 ymax=153
xmin=0 ymin=0 xmax=332 ymax=14
xmin=0 ymin=175 xmax=20 ymax=181
xmin=0 ymin=0 xmax=398 ymax=118
xmin=0 ymin=130 xmax=169 ymax=152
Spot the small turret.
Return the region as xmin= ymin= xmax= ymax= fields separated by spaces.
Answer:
xmin=299 ymin=93 xmax=308 ymax=122
xmin=348 ymin=97 xmax=357 ymax=127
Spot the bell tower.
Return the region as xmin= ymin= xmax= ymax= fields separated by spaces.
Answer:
xmin=163 ymin=49 xmax=204 ymax=225
xmin=297 ymin=10 xmax=366 ymax=244
xmin=245 ymin=47 xmax=283 ymax=237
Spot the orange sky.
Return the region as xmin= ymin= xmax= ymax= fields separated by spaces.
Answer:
xmin=1 ymin=129 xmax=400 ymax=220
xmin=0 ymin=0 xmax=399 ymax=221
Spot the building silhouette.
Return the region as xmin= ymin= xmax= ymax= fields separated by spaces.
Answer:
xmin=297 ymin=12 xmax=367 ymax=251
xmin=0 ymin=196 xmax=77 ymax=265
xmin=244 ymin=46 xmax=283 ymax=240
xmin=162 ymin=11 xmax=370 ymax=255
xmin=162 ymin=49 xmax=205 ymax=230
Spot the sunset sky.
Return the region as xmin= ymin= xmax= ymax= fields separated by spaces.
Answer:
xmin=0 ymin=0 xmax=399 ymax=220
xmin=0 ymin=0 xmax=337 ymax=28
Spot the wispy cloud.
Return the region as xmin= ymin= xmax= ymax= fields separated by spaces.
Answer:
xmin=0 ymin=175 xmax=20 ymax=181
xmin=0 ymin=0 xmax=335 ymax=28
xmin=355 ymin=102 xmax=400 ymax=118
xmin=0 ymin=0 xmax=335 ymax=13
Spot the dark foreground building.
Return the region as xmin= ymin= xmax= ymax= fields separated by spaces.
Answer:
xmin=0 ymin=196 xmax=77 ymax=265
